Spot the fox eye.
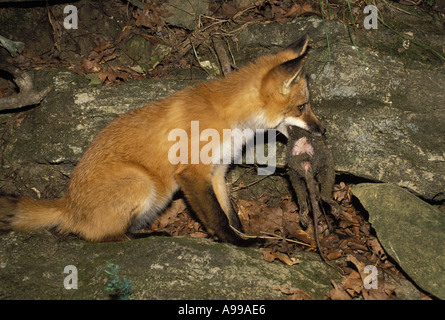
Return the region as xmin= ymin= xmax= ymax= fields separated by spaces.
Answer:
xmin=297 ymin=104 xmax=305 ymax=111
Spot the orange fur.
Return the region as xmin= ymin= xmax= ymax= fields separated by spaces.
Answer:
xmin=0 ymin=34 xmax=324 ymax=243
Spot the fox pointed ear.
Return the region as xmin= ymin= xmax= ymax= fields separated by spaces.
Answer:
xmin=280 ymin=54 xmax=309 ymax=95
xmin=286 ymin=34 xmax=310 ymax=57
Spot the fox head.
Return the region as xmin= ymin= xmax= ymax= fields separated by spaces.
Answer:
xmin=259 ymin=34 xmax=325 ymax=137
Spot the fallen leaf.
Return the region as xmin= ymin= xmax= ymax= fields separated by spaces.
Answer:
xmin=362 ymin=279 xmax=395 ymax=300
xmin=273 ymin=286 xmax=312 ymax=300
xmin=282 ymin=3 xmax=318 ymax=19
xmin=279 ymin=195 xmax=298 ymax=213
xmin=346 ymin=254 xmax=367 ymax=280
xmin=261 ymin=248 xmax=299 ymax=266
xmin=236 ymin=198 xmax=284 ymax=236
xmin=293 ymin=229 xmax=315 ymax=246
xmin=342 ymin=271 xmax=363 ymax=297
xmin=150 ymin=199 xmax=187 ymax=230
xmin=420 ymin=292 xmax=433 ymax=300
xmin=99 ymin=66 xmax=143 ymax=84
xmin=81 ymin=41 xmax=117 ymax=74
xmin=325 ymin=280 xmax=352 ymax=300
xmin=367 ymin=237 xmax=386 ymax=259
xmin=134 ymin=2 xmax=170 ymax=30
xmin=189 ymin=231 xmax=208 ymax=238
xmin=81 ymin=57 xmax=101 ymax=73
xmin=333 ymin=182 xmax=351 ymax=203
xmin=325 ymin=250 xmax=342 ymax=260
xmin=221 ymin=2 xmax=238 ymax=18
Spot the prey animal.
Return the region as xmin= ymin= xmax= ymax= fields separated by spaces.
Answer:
xmin=286 ymin=126 xmax=340 ymax=260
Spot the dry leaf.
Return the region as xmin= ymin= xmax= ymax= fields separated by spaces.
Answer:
xmin=342 ymin=271 xmax=363 ymax=297
xmin=282 ymin=3 xmax=318 ymax=19
xmin=362 ymin=279 xmax=395 ymax=300
xmin=150 ymin=199 xmax=187 ymax=230
xmin=325 ymin=250 xmax=342 ymax=260
xmin=261 ymin=248 xmax=299 ymax=266
xmin=367 ymin=237 xmax=386 ymax=258
xmin=420 ymin=292 xmax=433 ymax=300
xmin=294 ymin=229 xmax=315 ymax=246
xmin=189 ymin=231 xmax=208 ymax=238
xmin=279 ymin=195 xmax=298 ymax=213
xmin=99 ymin=66 xmax=143 ymax=84
xmin=81 ymin=41 xmax=117 ymax=74
xmin=81 ymin=57 xmax=101 ymax=73
xmin=273 ymin=286 xmax=312 ymax=300
xmin=346 ymin=254 xmax=367 ymax=280
xmin=236 ymin=198 xmax=284 ymax=236
xmin=325 ymin=280 xmax=352 ymax=300
xmin=221 ymin=2 xmax=238 ymax=18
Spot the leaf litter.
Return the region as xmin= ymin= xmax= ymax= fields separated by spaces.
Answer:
xmin=5 ymin=0 xmax=363 ymax=84
xmin=138 ymin=179 xmax=421 ymax=300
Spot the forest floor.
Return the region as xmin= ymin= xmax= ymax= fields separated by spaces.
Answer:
xmin=1 ymin=0 xmax=443 ymax=300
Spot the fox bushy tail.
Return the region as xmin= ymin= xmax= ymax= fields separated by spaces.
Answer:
xmin=0 ymin=196 xmax=64 ymax=232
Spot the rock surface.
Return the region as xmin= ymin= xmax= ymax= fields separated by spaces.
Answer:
xmin=237 ymin=18 xmax=445 ymax=201
xmin=352 ymin=183 xmax=445 ymax=299
xmin=162 ymin=0 xmax=209 ymax=30
xmin=0 ymin=232 xmax=342 ymax=300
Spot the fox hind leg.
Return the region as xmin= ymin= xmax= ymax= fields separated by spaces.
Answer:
xmin=66 ymin=164 xmax=160 ymax=242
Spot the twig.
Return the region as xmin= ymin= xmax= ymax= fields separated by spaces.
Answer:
xmin=259 ymin=231 xmax=313 ymax=247
xmin=232 ymin=5 xmax=257 ymax=20
xmin=212 ymin=36 xmax=232 ymax=76
xmin=46 ymin=2 xmax=63 ymax=54
xmin=231 ymin=175 xmax=270 ymax=192
xmin=379 ymin=0 xmax=412 ymax=15
xmin=230 ymin=225 xmax=313 ymax=247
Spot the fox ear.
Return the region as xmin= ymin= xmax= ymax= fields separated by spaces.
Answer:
xmin=279 ymin=54 xmax=309 ymax=95
xmin=262 ymin=35 xmax=310 ymax=96
xmin=286 ymin=34 xmax=310 ymax=57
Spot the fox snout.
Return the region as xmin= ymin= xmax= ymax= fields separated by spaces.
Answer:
xmin=307 ymin=124 xmax=325 ymax=136
xmin=300 ymin=103 xmax=325 ymax=136
xmin=285 ymin=120 xmax=325 ymax=137
xmin=279 ymin=103 xmax=325 ymax=138
xmin=308 ymin=118 xmax=325 ymax=136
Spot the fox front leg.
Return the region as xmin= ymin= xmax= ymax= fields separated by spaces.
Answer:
xmin=174 ymin=165 xmax=246 ymax=245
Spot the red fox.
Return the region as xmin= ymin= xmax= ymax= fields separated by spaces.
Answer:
xmin=0 ymin=34 xmax=324 ymax=244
